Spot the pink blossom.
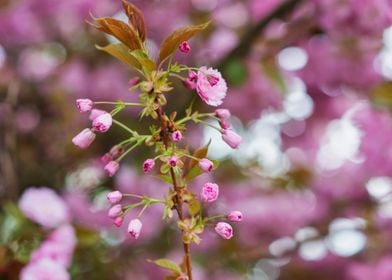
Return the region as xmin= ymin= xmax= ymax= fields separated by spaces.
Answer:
xmin=184 ymin=71 xmax=197 ymax=90
xmin=128 ymin=77 xmax=140 ymax=86
xmin=76 ymin=98 xmax=93 ymax=113
xmin=72 ymin=128 xmax=96 ymax=149
xmin=228 ymin=210 xmax=243 ymax=222
xmin=201 ymin=182 xmax=219 ymax=202
xmin=215 ymin=222 xmax=233 ymax=240
xmin=114 ymin=216 xmax=123 ymax=227
xmin=109 ymin=145 xmax=124 ymax=159
xmin=128 ymin=218 xmax=142 ymax=239
xmin=222 ymin=129 xmax=242 ymax=149
xmin=179 ymin=41 xmax=191 ymax=53
xmin=104 ymin=161 xmax=119 ymax=177
xmin=30 ymin=241 xmax=73 ymax=268
xmin=48 ymin=225 xmax=77 ymax=249
xmin=107 ymin=191 xmax=123 ymax=204
xmin=171 ymin=130 xmax=182 ymax=142
xmin=168 ymin=156 xmax=178 ymax=167
xmin=108 ymin=204 xmax=123 ymax=218
xmin=89 ymin=109 xmax=106 ymax=121
xmin=199 ymin=158 xmax=214 ymax=173
xmin=20 ymin=259 xmax=70 ymax=280
xmin=215 ymin=108 xmax=231 ymax=119
xmin=92 ymin=112 xmax=112 ymax=132
xmin=219 ymin=119 xmax=230 ymax=129
xmin=143 ymin=159 xmax=155 ymax=173
xmin=196 ymin=67 xmax=227 ymax=107
xmin=101 ymin=153 xmax=112 ymax=165
xmin=19 ymin=187 xmax=69 ymax=229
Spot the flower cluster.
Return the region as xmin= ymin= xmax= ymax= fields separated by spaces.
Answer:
xmin=71 ymin=2 xmax=242 ymax=278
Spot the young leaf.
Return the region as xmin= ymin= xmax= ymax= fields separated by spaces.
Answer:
xmin=187 ymin=195 xmax=201 ymax=216
xmin=187 ymin=139 xmax=211 ymax=171
xmin=122 ymin=0 xmax=147 ymax=41
xmin=149 ymin=258 xmax=182 ymax=275
xmin=130 ymin=49 xmax=156 ymax=74
xmin=93 ymin=17 xmax=141 ymax=50
xmin=159 ymin=22 xmax=210 ymax=62
xmin=96 ymin=43 xmax=141 ymax=69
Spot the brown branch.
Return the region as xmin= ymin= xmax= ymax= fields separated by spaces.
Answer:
xmin=156 ymin=105 xmax=193 ymax=280
xmin=217 ymin=0 xmax=304 ymax=69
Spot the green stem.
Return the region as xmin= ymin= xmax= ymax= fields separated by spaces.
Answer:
xmin=113 ymin=119 xmax=138 ymax=136
xmin=95 ymin=101 xmax=144 ymax=106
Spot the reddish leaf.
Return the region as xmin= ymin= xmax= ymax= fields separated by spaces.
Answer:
xmin=95 ymin=43 xmax=141 ymax=69
xmin=122 ymin=0 xmax=147 ymax=41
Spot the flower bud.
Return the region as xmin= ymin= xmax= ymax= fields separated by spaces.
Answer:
xmin=199 ymin=158 xmax=213 ymax=173
xmin=76 ymin=99 xmax=93 ymax=113
xmin=215 ymin=222 xmax=233 ymax=240
xmin=101 ymin=153 xmax=112 ymax=165
xmin=143 ymin=159 xmax=155 ymax=173
xmin=168 ymin=156 xmax=178 ymax=167
xmin=109 ymin=145 xmax=124 ymax=159
xmin=72 ymin=128 xmax=96 ymax=149
xmin=107 ymin=191 xmax=123 ymax=204
xmin=228 ymin=210 xmax=243 ymax=222
xmin=92 ymin=112 xmax=112 ymax=133
xmin=219 ymin=119 xmax=230 ymax=130
xmin=171 ymin=130 xmax=182 ymax=142
xmin=221 ymin=129 xmax=242 ymax=149
xmin=104 ymin=161 xmax=119 ymax=177
xmin=128 ymin=218 xmax=142 ymax=239
xmin=114 ymin=216 xmax=123 ymax=227
xmin=215 ymin=109 xmax=231 ymax=120
xmin=128 ymin=77 xmax=140 ymax=86
xmin=89 ymin=109 xmax=106 ymax=121
xmin=201 ymin=182 xmax=219 ymax=202
xmin=179 ymin=41 xmax=191 ymax=53
xmin=108 ymin=204 xmax=122 ymax=218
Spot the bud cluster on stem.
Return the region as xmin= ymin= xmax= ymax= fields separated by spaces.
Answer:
xmin=72 ymin=2 xmax=243 ymax=279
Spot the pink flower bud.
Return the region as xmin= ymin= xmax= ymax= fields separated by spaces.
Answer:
xmin=128 ymin=218 xmax=142 ymax=239
xmin=76 ymin=98 xmax=93 ymax=113
xmin=215 ymin=222 xmax=233 ymax=240
xmin=107 ymin=191 xmax=123 ymax=204
xmin=72 ymin=128 xmax=96 ymax=149
xmin=114 ymin=216 xmax=123 ymax=227
xmin=222 ymin=129 xmax=242 ymax=149
xmin=201 ymin=182 xmax=219 ymax=202
xmin=168 ymin=156 xmax=178 ymax=167
xmin=89 ymin=109 xmax=106 ymax=121
xmin=171 ymin=130 xmax=182 ymax=142
xmin=108 ymin=204 xmax=122 ymax=218
xmin=179 ymin=41 xmax=191 ymax=53
xmin=199 ymin=158 xmax=214 ymax=173
xmin=128 ymin=77 xmax=140 ymax=86
xmin=104 ymin=161 xmax=119 ymax=177
xmin=219 ymin=119 xmax=231 ymax=129
xmin=101 ymin=153 xmax=112 ymax=165
xmin=92 ymin=112 xmax=112 ymax=133
xmin=143 ymin=159 xmax=155 ymax=173
xmin=215 ymin=109 xmax=231 ymax=120
xmin=228 ymin=210 xmax=243 ymax=222
xmin=109 ymin=145 xmax=124 ymax=159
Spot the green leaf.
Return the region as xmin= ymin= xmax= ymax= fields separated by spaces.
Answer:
xmin=130 ymin=49 xmax=156 ymax=74
xmin=149 ymin=258 xmax=182 ymax=275
xmin=155 ymin=174 xmax=173 ymax=184
xmin=372 ymin=81 xmax=392 ymax=110
xmin=96 ymin=43 xmax=141 ymax=69
xmin=159 ymin=22 xmax=210 ymax=62
xmin=187 ymin=195 xmax=201 ymax=216
xmin=187 ymin=140 xmax=211 ymax=171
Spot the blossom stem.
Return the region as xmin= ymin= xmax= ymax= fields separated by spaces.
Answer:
xmin=112 ymin=119 xmax=138 ymax=136
xmin=95 ymin=101 xmax=144 ymax=106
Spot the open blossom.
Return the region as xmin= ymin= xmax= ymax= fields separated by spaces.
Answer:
xmin=171 ymin=130 xmax=182 ymax=142
xmin=72 ymin=128 xmax=96 ymax=148
xmin=92 ymin=112 xmax=112 ymax=132
xmin=199 ymin=158 xmax=214 ymax=173
xmin=19 ymin=187 xmax=69 ymax=229
xmin=20 ymin=259 xmax=70 ymax=280
xmin=89 ymin=109 xmax=106 ymax=121
xmin=76 ymin=98 xmax=93 ymax=113
xmin=179 ymin=41 xmax=191 ymax=53
xmin=169 ymin=156 xmax=178 ymax=167
xmin=228 ymin=210 xmax=243 ymax=222
xmin=222 ymin=129 xmax=242 ymax=149
xmin=104 ymin=161 xmax=119 ymax=177
xmin=128 ymin=218 xmax=142 ymax=239
xmin=215 ymin=222 xmax=233 ymax=240
xmin=30 ymin=240 xmax=73 ymax=268
xmin=108 ymin=204 xmax=123 ymax=218
xmin=48 ymin=225 xmax=77 ymax=249
xmin=107 ymin=191 xmax=123 ymax=204
xmin=201 ymin=182 xmax=219 ymax=202
xmin=196 ymin=67 xmax=227 ymax=107
xmin=143 ymin=159 xmax=155 ymax=173
xmin=215 ymin=108 xmax=231 ymax=119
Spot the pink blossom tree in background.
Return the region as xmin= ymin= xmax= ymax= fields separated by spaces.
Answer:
xmin=1 ymin=0 xmax=392 ymax=279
